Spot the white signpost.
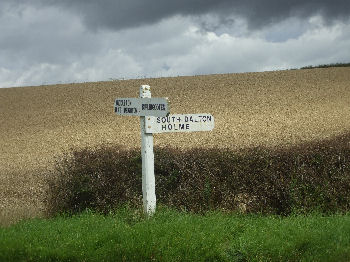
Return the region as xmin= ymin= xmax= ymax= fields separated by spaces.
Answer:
xmin=115 ymin=85 xmax=214 ymax=217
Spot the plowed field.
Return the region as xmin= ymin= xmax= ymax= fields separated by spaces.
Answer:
xmin=1 ymin=67 xmax=350 ymax=224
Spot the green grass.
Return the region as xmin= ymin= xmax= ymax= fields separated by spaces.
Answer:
xmin=1 ymin=207 xmax=350 ymax=262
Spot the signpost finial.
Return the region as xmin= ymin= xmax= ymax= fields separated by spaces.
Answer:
xmin=140 ymin=85 xmax=151 ymax=98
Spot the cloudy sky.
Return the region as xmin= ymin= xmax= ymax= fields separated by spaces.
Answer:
xmin=0 ymin=0 xmax=349 ymax=88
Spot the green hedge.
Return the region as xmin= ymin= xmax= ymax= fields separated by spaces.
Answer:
xmin=46 ymin=132 xmax=350 ymax=216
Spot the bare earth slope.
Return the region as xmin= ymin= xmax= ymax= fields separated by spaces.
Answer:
xmin=1 ymin=68 xmax=350 ymax=224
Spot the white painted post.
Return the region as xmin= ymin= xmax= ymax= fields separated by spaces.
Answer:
xmin=139 ymin=85 xmax=156 ymax=216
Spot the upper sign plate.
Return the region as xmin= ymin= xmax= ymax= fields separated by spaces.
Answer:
xmin=115 ymin=97 xmax=169 ymax=117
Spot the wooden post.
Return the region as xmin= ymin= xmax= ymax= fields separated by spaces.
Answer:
xmin=139 ymin=85 xmax=156 ymax=216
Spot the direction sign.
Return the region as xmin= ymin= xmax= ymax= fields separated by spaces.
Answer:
xmin=145 ymin=113 xmax=214 ymax=133
xmin=114 ymin=97 xmax=169 ymax=117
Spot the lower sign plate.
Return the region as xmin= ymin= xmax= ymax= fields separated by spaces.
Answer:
xmin=145 ymin=113 xmax=214 ymax=133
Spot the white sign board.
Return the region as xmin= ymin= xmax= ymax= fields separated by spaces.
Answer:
xmin=115 ymin=97 xmax=169 ymax=117
xmin=145 ymin=113 xmax=214 ymax=133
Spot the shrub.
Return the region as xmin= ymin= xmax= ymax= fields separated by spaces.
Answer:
xmin=45 ymin=132 xmax=350 ymax=216
xmin=45 ymin=146 xmax=142 ymax=215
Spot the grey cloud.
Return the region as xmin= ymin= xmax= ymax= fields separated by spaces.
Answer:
xmin=0 ymin=5 xmax=102 ymax=69
xmin=1 ymin=1 xmax=350 ymax=88
xmin=12 ymin=0 xmax=350 ymax=31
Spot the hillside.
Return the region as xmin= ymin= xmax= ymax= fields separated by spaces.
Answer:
xmin=1 ymin=67 xmax=350 ymax=224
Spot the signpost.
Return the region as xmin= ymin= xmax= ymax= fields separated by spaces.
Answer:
xmin=139 ymin=86 xmax=157 ymax=216
xmin=114 ymin=85 xmax=214 ymax=217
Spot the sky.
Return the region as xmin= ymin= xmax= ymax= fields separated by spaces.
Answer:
xmin=0 ymin=0 xmax=349 ymax=88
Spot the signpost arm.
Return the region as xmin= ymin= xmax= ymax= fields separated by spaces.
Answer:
xmin=140 ymin=85 xmax=156 ymax=216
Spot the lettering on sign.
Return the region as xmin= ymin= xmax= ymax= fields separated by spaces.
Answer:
xmin=145 ymin=113 xmax=214 ymax=133
xmin=115 ymin=99 xmax=132 ymax=107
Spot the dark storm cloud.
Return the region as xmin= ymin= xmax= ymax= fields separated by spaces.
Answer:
xmin=15 ymin=0 xmax=350 ymax=31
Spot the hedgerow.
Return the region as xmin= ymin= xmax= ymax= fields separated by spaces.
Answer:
xmin=46 ymin=132 xmax=350 ymax=216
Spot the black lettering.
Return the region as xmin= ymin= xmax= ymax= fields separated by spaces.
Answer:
xmin=115 ymin=99 xmax=131 ymax=106
xmin=168 ymin=124 xmax=173 ymax=130
xmin=141 ymin=103 xmax=166 ymax=111
xmin=185 ymin=124 xmax=190 ymax=129
xmin=161 ymin=117 xmax=167 ymax=123
xmin=123 ymin=107 xmax=136 ymax=114
xmin=179 ymin=124 xmax=185 ymax=130
xmin=162 ymin=124 xmax=167 ymax=131
xmin=156 ymin=117 xmax=161 ymax=124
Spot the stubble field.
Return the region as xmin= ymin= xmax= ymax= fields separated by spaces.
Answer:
xmin=1 ymin=67 xmax=350 ymax=225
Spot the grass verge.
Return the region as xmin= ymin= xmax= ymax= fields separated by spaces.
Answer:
xmin=1 ymin=207 xmax=350 ymax=262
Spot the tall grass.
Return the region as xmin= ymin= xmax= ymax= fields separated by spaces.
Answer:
xmin=1 ymin=208 xmax=350 ymax=262
xmin=45 ymin=132 xmax=350 ymax=216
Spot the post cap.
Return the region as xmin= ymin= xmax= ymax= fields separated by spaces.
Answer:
xmin=140 ymin=85 xmax=151 ymax=98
